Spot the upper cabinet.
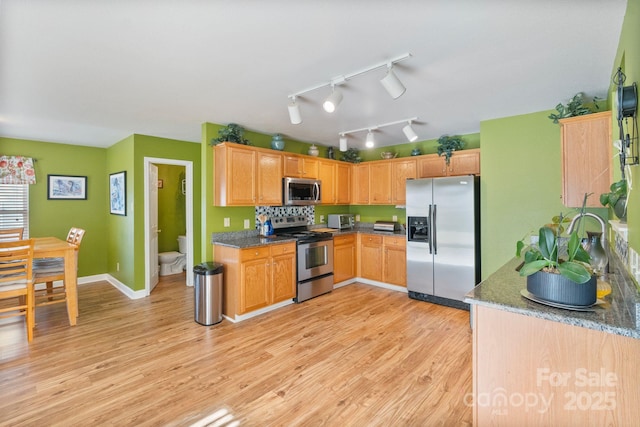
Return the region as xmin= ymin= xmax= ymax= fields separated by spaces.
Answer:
xmin=418 ymin=149 xmax=480 ymax=178
xmin=559 ymin=111 xmax=612 ymax=207
xmin=391 ymin=159 xmax=417 ymax=205
xmin=284 ymin=155 xmax=318 ymax=179
xmin=318 ymin=160 xmax=351 ymax=205
xmin=214 ymin=143 xmax=282 ymax=206
xmin=352 ymin=163 xmax=370 ymax=205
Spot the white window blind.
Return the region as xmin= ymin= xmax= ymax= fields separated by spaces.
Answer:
xmin=0 ymin=184 xmax=29 ymax=237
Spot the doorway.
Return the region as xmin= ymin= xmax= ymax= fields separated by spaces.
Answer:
xmin=144 ymin=157 xmax=194 ymax=295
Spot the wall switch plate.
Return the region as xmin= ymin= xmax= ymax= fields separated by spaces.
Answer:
xmin=116 ymin=262 xmax=120 ymax=272
xmin=224 ymin=218 xmax=230 ymax=227
xmin=392 ymin=215 xmax=398 ymax=222
xmin=355 ymin=214 xmax=361 ymax=221
xmin=244 ymin=219 xmax=250 ymax=229
xmin=320 ymin=215 xmax=324 ymax=223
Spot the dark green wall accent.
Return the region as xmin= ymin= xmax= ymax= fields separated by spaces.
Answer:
xmin=157 ymin=164 xmax=186 ymax=253
xmin=1 ymin=137 xmax=108 ymax=277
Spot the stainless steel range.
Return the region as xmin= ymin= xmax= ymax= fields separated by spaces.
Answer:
xmin=273 ymin=216 xmax=334 ymax=303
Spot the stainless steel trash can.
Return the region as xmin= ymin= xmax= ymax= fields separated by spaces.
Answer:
xmin=194 ymin=262 xmax=224 ymax=326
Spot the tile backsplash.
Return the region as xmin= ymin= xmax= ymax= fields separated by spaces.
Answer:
xmin=255 ymin=206 xmax=315 ymax=228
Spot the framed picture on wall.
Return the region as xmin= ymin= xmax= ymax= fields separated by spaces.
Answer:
xmin=47 ymin=175 xmax=87 ymax=200
xmin=109 ymin=171 xmax=126 ymax=216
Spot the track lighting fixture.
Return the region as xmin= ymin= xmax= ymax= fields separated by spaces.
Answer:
xmin=287 ymin=53 xmax=412 ymax=119
xmin=365 ymin=130 xmax=375 ymax=148
xmin=339 ymin=135 xmax=348 ymax=152
xmin=339 ymin=116 xmax=418 ymax=149
xmin=288 ymin=97 xmax=302 ymax=124
xmin=323 ymin=86 xmax=343 ymax=113
xmin=402 ymin=121 xmax=418 ymax=142
xmin=380 ymin=65 xmax=406 ymax=99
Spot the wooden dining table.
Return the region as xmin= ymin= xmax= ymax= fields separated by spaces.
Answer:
xmin=33 ymin=237 xmax=78 ymax=326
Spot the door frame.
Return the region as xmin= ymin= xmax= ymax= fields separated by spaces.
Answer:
xmin=144 ymin=157 xmax=194 ymax=295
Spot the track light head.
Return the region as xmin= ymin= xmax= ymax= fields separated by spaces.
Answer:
xmin=323 ymin=87 xmax=343 ymax=113
xmin=339 ymin=135 xmax=348 ymax=152
xmin=365 ymin=130 xmax=375 ymax=148
xmin=288 ymin=98 xmax=302 ymax=124
xmin=380 ymin=66 xmax=406 ymax=99
xmin=402 ymin=122 xmax=418 ymax=142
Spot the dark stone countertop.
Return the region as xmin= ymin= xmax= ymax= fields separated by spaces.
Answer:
xmin=465 ymin=248 xmax=640 ymax=339
xmin=211 ymin=224 xmax=406 ymax=249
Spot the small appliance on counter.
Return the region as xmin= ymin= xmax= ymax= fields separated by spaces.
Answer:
xmin=373 ymin=221 xmax=401 ymax=232
xmin=328 ymin=214 xmax=354 ymax=229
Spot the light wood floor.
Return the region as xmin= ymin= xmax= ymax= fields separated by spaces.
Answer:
xmin=0 ymin=275 xmax=473 ymax=426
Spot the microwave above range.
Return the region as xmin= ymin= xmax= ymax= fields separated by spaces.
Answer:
xmin=282 ymin=177 xmax=321 ymax=206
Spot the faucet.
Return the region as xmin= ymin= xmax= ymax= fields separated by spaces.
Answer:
xmin=566 ymin=212 xmax=606 ymax=238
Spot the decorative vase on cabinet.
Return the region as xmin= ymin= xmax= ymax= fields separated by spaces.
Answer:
xmin=308 ymin=144 xmax=319 ymax=156
xmin=271 ymin=134 xmax=285 ymax=150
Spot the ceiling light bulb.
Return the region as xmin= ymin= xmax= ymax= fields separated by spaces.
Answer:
xmin=365 ymin=131 xmax=375 ymax=148
xmin=339 ymin=135 xmax=348 ymax=152
xmin=288 ymin=99 xmax=302 ymax=124
xmin=323 ymin=88 xmax=343 ymax=113
xmin=402 ymin=123 xmax=418 ymax=142
xmin=380 ymin=66 xmax=406 ymax=99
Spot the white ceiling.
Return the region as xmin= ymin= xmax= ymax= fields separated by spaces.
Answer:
xmin=0 ymin=0 xmax=627 ymax=151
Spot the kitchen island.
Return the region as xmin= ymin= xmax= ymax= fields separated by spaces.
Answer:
xmin=465 ymin=250 xmax=640 ymax=425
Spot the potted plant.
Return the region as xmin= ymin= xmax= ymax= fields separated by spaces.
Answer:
xmin=600 ymin=179 xmax=627 ymax=222
xmin=340 ymin=148 xmax=361 ymax=163
xmin=210 ymin=123 xmax=250 ymax=145
xmin=437 ymin=135 xmax=465 ymax=166
xmin=516 ymin=220 xmax=596 ymax=306
xmin=548 ymin=92 xmax=601 ymax=124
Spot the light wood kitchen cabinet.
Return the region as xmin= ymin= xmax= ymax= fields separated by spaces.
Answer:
xmin=214 ymin=143 xmax=283 ymax=206
xmin=417 ymin=149 xmax=480 ymax=178
xmin=214 ymin=242 xmax=296 ymax=318
xmin=335 ymin=162 xmax=351 ymax=204
xmin=391 ymin=159 xmax=416 ymax=205
xmin=352 ymin=163 xmax=370 ymax=204
xmin=359 ymin=234 xmax=383 ymax=281
xmin=369 ymin=162 xmax=392 ymax=204
xmin=318 ymin=160 xmax=336 ymax=204
xmin=559 ymin=111 xmax=612 ymax=207
xmin=284 ymin=154 xmax=318 ymax=179
xmin=317 ymin=160 xmax=351 ymax=205
xmin=333 ymin=233 xmax=356 ymax=283
xmin=382 ymin=235 xmax=406 ymax=286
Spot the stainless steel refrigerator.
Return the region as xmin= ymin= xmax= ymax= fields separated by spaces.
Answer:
xmin=406 ymin=176 xmax=480 ymax=309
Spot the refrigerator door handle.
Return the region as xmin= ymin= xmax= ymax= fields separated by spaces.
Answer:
xmin=428 ymin=204 xmax=433 ymax=254
xmin=433 ymin=204 xmax=438 ymax=254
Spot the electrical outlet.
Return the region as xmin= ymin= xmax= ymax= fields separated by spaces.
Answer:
xmin=392 ymin=215 xmax=398 ymax=222
xmin=320 ymin=215 xmax=325 ymax=223
xmin=355 ymin=214 xmax=360 ymax=222
xmin=116 ymin=262 xmax=120 ymax=272
xmin=224 ymin=217 xmax=230 ymax=227
xmin=244 ymin=219 xmax=250 ymax=229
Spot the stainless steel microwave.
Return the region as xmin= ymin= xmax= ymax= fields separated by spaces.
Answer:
xmin=282 ymin=177 xmax=321 ymax=206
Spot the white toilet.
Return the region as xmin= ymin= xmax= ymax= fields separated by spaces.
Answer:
xmin=158 ymin=235 xmax=187 ymax=276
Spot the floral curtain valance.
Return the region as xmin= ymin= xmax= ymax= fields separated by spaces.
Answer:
xmin=0 ymin=155 xmax=36 ymax=184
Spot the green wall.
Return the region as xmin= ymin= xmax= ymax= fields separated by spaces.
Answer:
xmin=131 ymin=134 xmax=202 ymax=291
xmin=1 ymin=137 xmax=108 ymax=277
xmin=157 ymin=164 xmax=186 ymax=253
xmin=106 ymin=135 xmax=135 ymax=286
xmin=613 ymin=0 xmax=640 ymax=256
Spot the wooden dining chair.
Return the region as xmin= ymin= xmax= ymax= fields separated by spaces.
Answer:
xmin=0 ymin=239 xmax=35 ymax=341
xmin=0 ymin=227 xmax=24 ymax=242
xmin=33 ymin=228 xmax=85 ymax=320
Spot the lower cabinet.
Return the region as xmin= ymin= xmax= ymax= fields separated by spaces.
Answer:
xmin=214 ymin=242 xmax=296 ymax=318
xmin=359 ymin=234 xmax=383 ymax=281
xmin=358 ymin=233 xmax=406 ymax=286
xmin=333 ymin=233 xmax=356 ymax=284
xmin=382 ymin=235 xmax=406 ymax=286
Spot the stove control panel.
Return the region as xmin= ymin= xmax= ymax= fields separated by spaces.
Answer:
xmin=272 ymin=215 xmax=308 ymax=229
